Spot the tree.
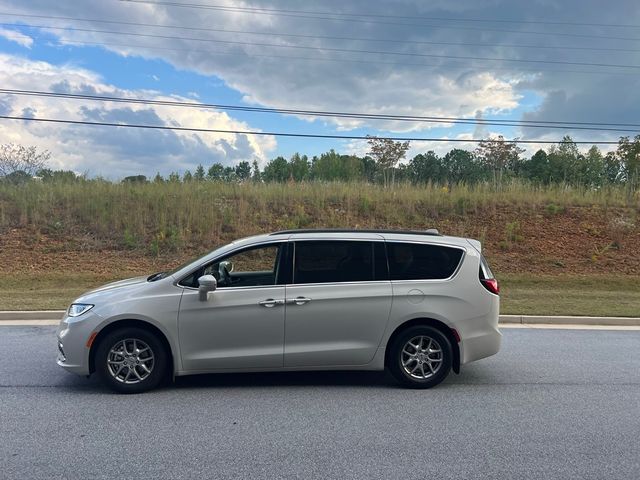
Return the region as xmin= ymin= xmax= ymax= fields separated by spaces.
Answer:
xmin=194 ymin=164 xmax=205 ymax=181
xmin=366 ymin=136 xmax=410 ymax=187
xmin=577 ymin=146 xmax=605 ymax=187
xmin=603 ymin=151 xmax=622 ymax=185
xmin=153 ymin=172 xmax=164 ymax=183
xmin=235 ymin=161 xmax=252 ymax=181
xmin=0 ymin=143 xmax=51 ymax=179
xmin=408 ymin=151 xmax=442 ymax=184
xmin=442 ymin=149 xmax=481 ymax=187
xmin=168 ymin=171 xmax=181 ymax=183
xmin=262 ymin=156 xmax=289 ymax=182
xmin=182 ymin=170 xmax=193 ymax=182
xmin=547 ymin=136 xmax=580 ymax=184
xmin=524 ymin=149 xmax=550 ymax=184
xmin=207 ymin=163 xmax=225 ymax=181
xmin=616 ymin=135 xmax=640 ymax=194
xmin=289 ymin=153 xmax=310 ymax=181
xmin=36 ymin=168 xmax=79 ymax=183
xmin=475 ymin=135 xmax=524 ymax=188
xmin=251 ymin=160 xmax=261 ymax=182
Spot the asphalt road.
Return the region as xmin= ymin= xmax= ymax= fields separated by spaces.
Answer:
xmin=0 ymin=327 xmax=639 ymax=480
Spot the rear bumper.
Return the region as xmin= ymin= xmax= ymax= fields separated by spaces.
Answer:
xmin=460 ymin=326 xmax=502 ymax=364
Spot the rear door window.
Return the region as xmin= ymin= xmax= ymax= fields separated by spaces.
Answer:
xmin=293 ymin=241 xmax=377 ymax=284
xmin=387 ymin=242 xmax=464 ymax=280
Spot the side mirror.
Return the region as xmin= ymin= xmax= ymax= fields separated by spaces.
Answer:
xmin=198 ymin=274 xmax=217 ymax=301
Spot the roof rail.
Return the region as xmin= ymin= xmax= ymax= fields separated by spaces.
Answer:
xmin=269 ymin=228 xmax=441 ymax=236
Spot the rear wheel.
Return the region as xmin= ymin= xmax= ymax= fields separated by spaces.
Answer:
xmin=95 ymin=327 xmax=167 ymax=394
xmin=387 ymin=326 xmax=452 ymax=389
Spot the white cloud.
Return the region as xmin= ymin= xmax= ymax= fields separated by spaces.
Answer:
xmin=0 ymin=28 xmax=33 ymax=48
xmin=0 ymin=54 xmax=276 ymax=178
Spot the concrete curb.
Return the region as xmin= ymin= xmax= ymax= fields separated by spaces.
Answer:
xmin=1 ymin=310 xmax=639 ymax=326
xmin=500 ymin=315 xmax=640 ymax=326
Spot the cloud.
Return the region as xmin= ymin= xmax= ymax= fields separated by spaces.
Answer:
xmin=0 ymin=28 xmax=33 ymax=48
xmin=0 ymin=54 xmax=276 ymax=178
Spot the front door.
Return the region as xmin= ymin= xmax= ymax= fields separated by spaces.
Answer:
xmin=178 ymin=243 xmax=286 ymax=371
xmin=284 ymin=239 xmax=392 ymax=367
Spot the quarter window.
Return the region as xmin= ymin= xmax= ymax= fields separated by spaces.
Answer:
xmin=293 ymin=241 xmax=375 ymax=284
xmin=387 ymin=242 xmax=463 ymax=280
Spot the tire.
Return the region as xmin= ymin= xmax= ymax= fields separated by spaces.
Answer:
xmin=387 ymin=325 xmax=453 ymax=389
xmin=95 ymin=327 xmax=168 ymax=394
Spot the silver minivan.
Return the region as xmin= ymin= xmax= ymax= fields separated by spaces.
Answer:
xmin=57 ymin=229 xmax=501 ymax=393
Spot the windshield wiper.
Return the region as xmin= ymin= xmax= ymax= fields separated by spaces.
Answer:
xmin=147 ymin=272 xmax=167 ymax=282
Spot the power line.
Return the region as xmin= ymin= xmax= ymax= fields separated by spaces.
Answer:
xmin=37 ymin=37 xmax=639 ymax=77
xmin=0 ymin=114 xmax=624 ymax=144
xmin=119 ymin=0 xmax=640 ymax=30
xmin=5 ymin=22 xmax=640 ymax=70
xmin=3 ymin=88 xmax=640 ymax=134
xmin=117 ymin=0 xmax=640 ymax=42
xmin=3 ymin=12 xmax=640 ymax=55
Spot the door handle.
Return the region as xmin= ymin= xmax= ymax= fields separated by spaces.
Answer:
xmin=258 ymin=298 xmax=284 ymax=308
xmin=288 ymin=296 xmax=312 ymax=306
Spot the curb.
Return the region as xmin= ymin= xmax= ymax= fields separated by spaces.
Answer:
xmin=500 ymin=315 xmax=640 ymax=326
xmin=0 ymin=311 xmax=639 ymax=326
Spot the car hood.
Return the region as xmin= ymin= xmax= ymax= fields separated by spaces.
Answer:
xmin=87 ymin=275 xmax=149 ymax=294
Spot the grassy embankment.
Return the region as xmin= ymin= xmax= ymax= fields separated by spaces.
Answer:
xmin=1 ymin=181 xmax=639 ymax=315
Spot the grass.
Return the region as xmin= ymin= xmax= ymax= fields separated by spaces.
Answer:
xmin=499 ymin=274 xmax=640 ymax=317
xmin=1 ymin=180 xmax=637 ymax=255
xmin=2 ymin=272 xmax=639 ymax=317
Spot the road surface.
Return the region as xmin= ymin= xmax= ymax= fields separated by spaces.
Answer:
xmin=0 ymin=326 xmax=638 ymax=479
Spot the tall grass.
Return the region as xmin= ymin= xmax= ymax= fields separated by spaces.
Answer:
xmin=0 ymin=180 xmax=637 ymax=254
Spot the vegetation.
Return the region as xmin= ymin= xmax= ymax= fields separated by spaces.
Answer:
xmin=1 ymin=136 xmax=639 ymax=315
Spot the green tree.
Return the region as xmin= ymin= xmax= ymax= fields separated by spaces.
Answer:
xmin=123 ymin=175 xmax=147 ymax=183
xmin=475 ymin=135 xmax=524 ymax=188
xmin=577 ymin=146 xmax=605 ymax=187
xmin=616 ymin=135 xmax=640 ymax=193
xmin=289 ymin=153 xmax=310 ymax=181
xmin=168 ymin=172 xmax=181 ymax=183
xmin=182 ymin=170 xmax=193 ymax=182
xmin=524 ymin=149 xmax=550 ymax=184
xmin=603 ymin=151 xmax=622 ymax=185
xmin=408 ymin=151 xmax=442 ymax=184
xmin=547 ymin=136 xmax=580 ymax=184
xmin=251 ymin=160 xmax=261 ymax=182
xmin=442 ymin=149 xmax=481 ymax=187
xmin=366 ymin=136 xmax=410 ymax=187
xmin=207 ymin=163 xmax=225 ymax=181
xmin=153 ymin=172 xmax=164 ymax=183
xmin=235 ymin=161 xmax=251 ymax=181
xmin=262 ymin=156 xmax=289 ymax=182
xmin=194 ymin=164 xmax=205 ymax=181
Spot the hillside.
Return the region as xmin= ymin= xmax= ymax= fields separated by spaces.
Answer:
xmin=1 ymin=181 xmax=639 ymax=314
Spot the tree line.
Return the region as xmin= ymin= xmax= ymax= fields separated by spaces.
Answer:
xmin=1 ymin=135 xmax=639 ymax=192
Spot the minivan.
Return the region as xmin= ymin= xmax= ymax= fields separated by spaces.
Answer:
xmin=57 ymin=229 xmax=501 ymax=393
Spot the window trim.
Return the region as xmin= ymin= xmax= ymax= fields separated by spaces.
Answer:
xmin=176 ymin=241 xmax=288 ymax=289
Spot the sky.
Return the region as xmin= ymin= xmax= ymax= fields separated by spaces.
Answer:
xmin=0 ymin=0 xmax=639 ymax=179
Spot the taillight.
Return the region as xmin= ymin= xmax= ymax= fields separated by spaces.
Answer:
xmin=481 ymin=278 xmax=500 ymax=295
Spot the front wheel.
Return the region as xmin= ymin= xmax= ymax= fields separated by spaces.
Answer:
xmin=387 ymin=326 xmax=452 ymax=389
xmin=95 ymin=327 xmax=167 ymax=394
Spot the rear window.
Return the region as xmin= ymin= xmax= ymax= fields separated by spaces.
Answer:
xmin=387 ymin=242 xmax=464 ymax=280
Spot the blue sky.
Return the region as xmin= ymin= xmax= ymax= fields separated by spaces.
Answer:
xmin=0 ymin=0 xmax=637 ymax=178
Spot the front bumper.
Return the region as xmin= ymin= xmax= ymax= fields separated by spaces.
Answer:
xmin=56 ymin=311 xmax=103 ymax=376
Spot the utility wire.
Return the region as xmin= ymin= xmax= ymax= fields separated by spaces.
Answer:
xmin=117 ymin=0 xmax=640 ymax=42
xmin=35 ymin=36 xmax=639 ymax=77
xmin=0 ymin=114 xmax=624 ymax=144
xmin=3 ymin=12 xmax=640 ymax=54
xmin=5 ymin=22 xmax=640 ymax=70
xmin=119 ymin=0 xmax=640 ymax=30
xmin=3 ymin=88 xmax=640 ymax=133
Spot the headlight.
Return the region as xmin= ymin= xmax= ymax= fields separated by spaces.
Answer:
xmin=67 ymin=303 xmax=94 ymax=317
